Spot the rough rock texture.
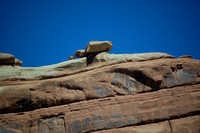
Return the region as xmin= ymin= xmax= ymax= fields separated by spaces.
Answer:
xmin=0 ymin=52 xmax=199 ymax=133
xmin=73 ymin=50 xmax=86 ymax=58
xmin=0 ymin=53 xmax=23 ymax=66
xmin=85 ymin=41 xmax=112 ymax=53
xmin=14 ymin=58 xmax=23 ymax=66
xmin=0 ymin=53 xmax=15 ymax=65
xmin=68 ymin=56 xmax=75 ymax=60
xmin=94 ymin=115 xmax=200 ymax=133
xmin=0 ymin=52 xmax=174 ymax=81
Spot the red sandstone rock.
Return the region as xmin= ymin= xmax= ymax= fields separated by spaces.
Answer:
xmin=0 ymin=52 xmax=199 ymax=133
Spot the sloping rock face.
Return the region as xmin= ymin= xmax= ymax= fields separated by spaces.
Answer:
xmin=0 ymin=52 xmax=199 ymax=133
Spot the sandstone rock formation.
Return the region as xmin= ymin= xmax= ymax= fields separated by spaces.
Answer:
xmin=0 ymin=53 xmax=23 ymax=66
xmin=0 ymin=53 xmax=15 ymax=65
xmin=14 ymin=58 xmax=23 ymax=66
xmin=85 ymin=41 xmax=112 ymax=54
xmin=68 ymin=56 xmax=75 ymax=60
xmin=71 ymin=41 xmax=113 ymax=59
xmin=0 ymin=52 xmax=199 ymax=133
xmin=73 ymin=50 xmax=86 ymax=58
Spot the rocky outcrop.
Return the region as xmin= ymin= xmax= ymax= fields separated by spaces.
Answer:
xmin=73 ymin=50 xmax=86 ymax=58
xmin=0 ymin=52 xmax=199 ymax=133
xmin=0 ymin=53 xmax=23 ymax=66
xmin=0 ymin=53 xmax=15 ymax=65
xmin=71 ymin=41 xmax=113 ymax=59
xmin=0 ymin=52 xmax=174 ymax=81
xmin=68 ymin=56 xmax=75 ymax=60
xmin=14 ymin=58 xmax=23 ymax=66
xmin=85 ymin=41 xmax=112 ymax=54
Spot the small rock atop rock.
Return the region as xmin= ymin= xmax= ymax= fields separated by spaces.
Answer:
xmin=178 ymin=55 xmax=192 ymax=59
xmin=14 ymin=58 xmax=23 ymax=66
xmin=0 ymin=53 xmax=15 ymax=65
xmin=68 ymin=56 xmax=75 ymax=60
xmin=73 ymin=50 xmax=86 ymax=58
xmin=85 ymin=41 xmax=113 ymax=54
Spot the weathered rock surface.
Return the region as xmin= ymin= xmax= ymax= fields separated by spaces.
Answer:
xmin=0 ymin=52 xmax=199 ymax=133
xmin=68 ymin=56 xmax=75 ymax=60
xmin=0 ymin=53 xmax=15 ymax=65
xmin=14 ymin=58 xmax=23 ymax=66
xmin=85 ymin=41 xmax=113 ymax=53
xmin=73 ymin=50 xmax=86 ymax=58
xmin=94 ymin=115 xmax=200 ymax=133
xmin=178 ymin=55 xmax=192 ymax=59
xmin=0 ymin=52 xmax=174 ymax=81
xmin=0 ymin=53 xmax=23 ymax=66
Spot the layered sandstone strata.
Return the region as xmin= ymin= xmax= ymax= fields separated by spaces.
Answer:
xmin=0 ymin=52 xmax=199 ymax=133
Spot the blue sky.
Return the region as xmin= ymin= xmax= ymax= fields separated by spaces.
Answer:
xmin=0 ymin=0 xmax=199 ymax=67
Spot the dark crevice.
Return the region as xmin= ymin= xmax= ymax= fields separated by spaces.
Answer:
xmin=62 ymin=117 xmax=67 ymax=133
xmin=168 ymin=120 xmax=173 ymax=133
xmin=40 ymin=113 xmax=65 ymax=120
xmin=171 ymin=66 xmax=176 ymax=72
xmin=86 ymin=52 xmax=100 ymax=66
xmin=58 ymin=81 xmax=84 ymax=91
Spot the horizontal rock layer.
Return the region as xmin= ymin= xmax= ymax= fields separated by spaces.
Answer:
xmin=94 ymin=115 xmax=200 ymax=133
xmin=0 ymin=52 xmax=199 ymax=133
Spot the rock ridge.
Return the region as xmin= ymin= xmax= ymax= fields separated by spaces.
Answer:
xmin=0 ymin=51 xmax=199 ymax=133
xmin=0 ymin=52 xmax=174 ymax=81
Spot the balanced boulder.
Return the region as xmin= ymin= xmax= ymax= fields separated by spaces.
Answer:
xmin=0 ymin=53 xmax=15 ymax=65
xmin=85 ymin=41 xmax=113 ymax=54
xmin=73 ymin=49 xmax=86 ymax=58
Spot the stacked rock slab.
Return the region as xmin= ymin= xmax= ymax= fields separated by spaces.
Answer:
xmin=73 ymin=41 xmax=113 ymax=58
xmin=85 ymin=41 xmax=112 ymax=53
xmin=0 ymin=52 xmax=199 ymax=133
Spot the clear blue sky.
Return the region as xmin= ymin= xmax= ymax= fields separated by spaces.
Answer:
xmin=0 ymin=0 xmax=199 ymax=67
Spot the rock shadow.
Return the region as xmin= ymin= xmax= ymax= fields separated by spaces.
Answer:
xmin=86 ymin=52 xmax=101 ymax=66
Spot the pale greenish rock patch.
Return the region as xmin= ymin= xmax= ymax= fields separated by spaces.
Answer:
xmin=0 ymin=52 xmax=174 ymax=81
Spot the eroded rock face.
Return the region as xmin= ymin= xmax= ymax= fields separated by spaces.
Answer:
xmin=0 ymin=52 xmax=199 ymax=133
